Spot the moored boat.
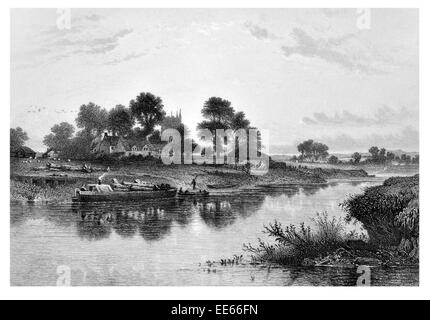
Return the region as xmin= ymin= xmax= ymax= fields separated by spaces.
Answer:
xmin=176 ymin=189 xmax=210 ymax=199
xmin=72 ymin=184 xmax=177 ymax=202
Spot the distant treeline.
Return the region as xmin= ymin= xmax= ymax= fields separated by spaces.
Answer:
xmin=290 ymin=140 xmax=418 ymax=165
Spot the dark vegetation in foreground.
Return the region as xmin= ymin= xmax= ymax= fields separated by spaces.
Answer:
xmin=245 ymin=175 xmax=419 ymax=267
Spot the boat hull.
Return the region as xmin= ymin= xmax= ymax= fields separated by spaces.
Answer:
xmin=176 ymin=190 xmax=209 ymax=199
xmin=72 ymin=189 xmax=177 ymax=202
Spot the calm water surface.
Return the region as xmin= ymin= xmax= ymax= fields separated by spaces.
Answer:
xmin=11 ymin=180 xmax=419 ymax=286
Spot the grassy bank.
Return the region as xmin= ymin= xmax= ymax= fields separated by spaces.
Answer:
xmin=10 ymin=180 xmax=81 ymax=203
xmin=245 ymin=175 xmax=419 ymax=267
xmin=10 ymin=157 xmax=370 ymax=202
xmin=342 ymin=174 xmax=419 ymax=257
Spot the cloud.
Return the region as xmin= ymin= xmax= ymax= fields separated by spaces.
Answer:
xmin=46 ymin=28 xmax=134 ymax=58
xmin=104 ymin=52 xmax=148 ymax=65
xmin=281 ymin=28 xmax=378 ymax=74
xmin=244 ymin=22 xmax=277 ymax=40
xmin=302 ymin=106 xmax=417 ymax=127
xmin=321 ymin=9 xmax=352 ymax=18
xmin=320 ymin=127 xmax=419 ymax=152
xmin=77 ymin=14 xmax=105 ymax=22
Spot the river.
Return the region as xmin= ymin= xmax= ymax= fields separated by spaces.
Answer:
xmin=10 ymin=179 xmax=419 ymax=286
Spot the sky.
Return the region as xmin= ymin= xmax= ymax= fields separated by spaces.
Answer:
xmin=11 ymin=8 xmax=419 ymax=153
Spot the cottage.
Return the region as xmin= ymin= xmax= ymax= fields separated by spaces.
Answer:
xmin=10 ymin=146 xmax=36 ymax=158
xmin=46 ymin=150 xmax=60 ymax=159
xmin=125 ymin=142 xmax=163 ymax=158
xmin=92 ymin=132 xmax=127 ymax=156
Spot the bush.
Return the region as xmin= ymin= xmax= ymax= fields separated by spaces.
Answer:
xmin=328 ymin=155 xmax=339 ymax=165
xmin=269 ymin=157 xmax=287 ymax=170
xmin=244 ymin=213 xmax=353 ymax=265
xmin=342 ymin=175 xmax=419 ymax=245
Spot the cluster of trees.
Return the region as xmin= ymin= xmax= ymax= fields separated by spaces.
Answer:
xmin=290 ymin=142 xmax=419 ymax=167
xmin=196 ymin=97 xmax=259 ymax=162
xmin=40 ymin=94 xmax=254 ymax=161
xmin=295 ymin=139 xmax=329 ymax=161
xmin=367 ymin=146 xmax=418 ymax=165
xmin=41 ymin=92 xmax=176 ymax=159
xmin=10 ymin=127 xmax=29 ymax=150
xmin=197 ymin=97 xmax=251 ymax=132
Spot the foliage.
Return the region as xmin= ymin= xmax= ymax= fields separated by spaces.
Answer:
xmin=76 ymin=102 xmax=108 ymax=135
xmin=328 ymin=155 xmax=339 ymax=165
xmin=148 ymin=129 xmax=162 ymax=144
xmin=107 ymin=104 xmax=135 ymax=136
xmin=297 ymin=139 xmax=329 ymax=161
xmin=244 ymin=213 xmax=350 ymax=265
xmin=352 ymin=152 xmax=361 ymax=164
xmin=10 ymin=180 xmax=78 ymax=202
xmin=395 ymin=199 xmax=419 ymax=239
xmin=230 ymin=111 xmax=251 ymax=130
xmin=60 ymin=130 xmax=95 ymax=160
xmin=200 ymin=97 xmax=235 ymax=124
xmin=197 ymin=96 xmax=254 ymax=164
xmin=342 ymin=175 xmax=419 ymax=245
xmin=130 ymin=92 xmax=166 ymax=139
xmin=10 ymin=127 xmax=29 ymax=150
xmin=43 ymin=122 xmax=75 ymax=152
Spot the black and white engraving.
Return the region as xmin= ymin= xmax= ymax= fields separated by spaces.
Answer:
xmin=10 ymin=8 xmax=419 ymax=287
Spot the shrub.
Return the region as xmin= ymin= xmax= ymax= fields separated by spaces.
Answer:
xmin=244 ymin=212 xmax=352 ymax=265
xmin=342 ymin=175 xmax=419 ymax=245
xmin=328 ymin=155 xmax=339 ymax=165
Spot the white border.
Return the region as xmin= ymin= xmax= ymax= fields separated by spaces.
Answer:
xmin=1 ymin=0 xmax=428 ymax=300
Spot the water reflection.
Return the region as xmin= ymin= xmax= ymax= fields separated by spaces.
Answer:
xmin=11 ymin=183 xmax=344 ymax=242
xmin=12 ymin=181 xmax=418 ymax=286
xmin=68 ymin=184 xmax=319 ymax=240
xmin=71 ymin=193 xmax=270 ymax=240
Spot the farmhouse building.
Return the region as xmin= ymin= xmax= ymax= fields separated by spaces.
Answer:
xmin=124 ymin=142 xmax=163 ymax=158
xmin=91 ymin=131 xmax=164 ymax=159
xmin=91 ymin=132 xmax=127 ymax=156
xmin=10 ymin=146 xmax=36 ymax=158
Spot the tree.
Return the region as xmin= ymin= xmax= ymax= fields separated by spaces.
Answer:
xmin=43 ymin=122 xmax=75 ymax=152
xmin=378 ymin=148 xmax=387 ymax=163
xmin=369 ymin=146 xmax=380 ymax=162
xmin=197 ymin=97 xmax=255 ymax=164
xmin=401 ymin=154 xmax=412 ymax=164
xmin=297 ymin=139 xmax=314 ymax=158
xmin=311 ymin=142 xmax=329 ymax=160
xmin=412 ymin=155 xmax=419 ymax=164
xmin=148 ymin=129 xmax=162 ymax=144
xmin=386 ymin=151 xmax=395 ymax=162
xmin=200 ymin=97 xmax=235 ymax=124
xmin=296 ymin=140 xmax=328 ymax=161
xmin=231 ymin=111 xmax=251 ymax=131
xmin=76 ymin=102 xmax=108 ymax=135
xmin=197 ymin=97 xmax=236 ymax=133
xmin=352 ymin=152 xmax=362 ymax=164
xmin=107 ymin=104 xmax=134 ymax=136
xmin=10 ymin=127 xmax=29 ymax=150
xmin=61 ymin=130 xmax=94 ymax=160
xmin=328 ymin=155 xmax=339 ymax=164
xmin=130 ymin=92 xmax=166 ymax=139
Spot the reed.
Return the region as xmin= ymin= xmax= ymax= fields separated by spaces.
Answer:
xmin=244 ymin=212 xmax=355 ymax=265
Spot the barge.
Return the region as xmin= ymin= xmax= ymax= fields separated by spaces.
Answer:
xmin=72 ymin=184 xmax=177 ymax=202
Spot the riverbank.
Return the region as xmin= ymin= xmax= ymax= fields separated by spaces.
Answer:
xmin=245 ymin=175 xmax=419 ymax=269
xmin=10 ymin=157 xmax=370 ymax=202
